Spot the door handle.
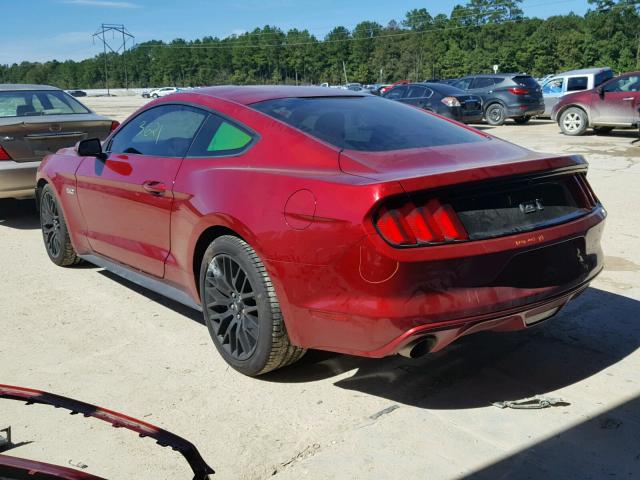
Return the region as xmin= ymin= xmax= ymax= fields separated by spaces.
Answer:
xmin=142 ymin=180 xmax=167 ymax=195
xmin=623 ymin=97 xmax=634 ymax=101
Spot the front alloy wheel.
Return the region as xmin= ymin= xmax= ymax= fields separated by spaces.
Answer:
xmin=40 ymin=184 xmax=81 ymax=266
xmin=559 ymin=107 xmax=588 ymax=136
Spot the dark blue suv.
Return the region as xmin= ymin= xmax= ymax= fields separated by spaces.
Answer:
xmin=451 ymin=74 xmax=544 ymax=125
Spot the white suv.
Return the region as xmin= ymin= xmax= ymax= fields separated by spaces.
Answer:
xmin=149 ymin=87 xmax=179 ymax=98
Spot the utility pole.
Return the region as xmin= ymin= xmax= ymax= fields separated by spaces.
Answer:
xmin=342 ymin=61 xmax=348 ymax=84
xmin=92 ymin=24 xmax=135 ymax=94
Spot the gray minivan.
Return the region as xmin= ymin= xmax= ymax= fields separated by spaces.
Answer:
xmin=540 ymin=67 xmax=614 ymax=116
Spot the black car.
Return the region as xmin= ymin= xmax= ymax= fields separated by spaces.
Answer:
xmin=66 ymin=89 xmax=87 ymax=97
xmin=382 ymin=82 xmax=483 ymax=124
xmin=450 ymin=74 xmax=544 ymax=125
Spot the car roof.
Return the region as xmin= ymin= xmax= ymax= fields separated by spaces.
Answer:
xmin=555 ymin=67 xmax=612 ymax=76
xmin=0 ymin=84 xmax=60 ymax=91
xmin=462 ymin=73 xmax=529 ymax=78
xmin=189 ymin=85 xmax=365 ymax=105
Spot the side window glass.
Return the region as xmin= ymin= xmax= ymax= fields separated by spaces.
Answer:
xmin=567 ymin=76 xmax=588 ymax=92
xmin=384 ymin=86 xmax=408 ymax=99
xmin=605 ymin=75 xmax=640 ymax=92
xmin=406 ymin=86 xmax=426 ymax=98
xmin=187 ymin=115 xmax=254 ymax=157
xmin=109 ymin=104 xmax=207 ymax=157
xmin=454 ymin=78 xmax=472 ymax=90
xmin=543 ymin=78 xmax=564 ymax=94
xmin=471 ymin=78 xmax=494 ymax=89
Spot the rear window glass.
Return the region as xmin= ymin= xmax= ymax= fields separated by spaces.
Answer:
xmin=251 ymin=96 xmax=484 ymax=152
xmin=187 ymin=115 xmax=254 ymax=157
xmin=0 ymin=90 xmax=90 ymax=118
xmin=512 ymin=76 xmax=539 ymax=88
xmin=567 ymin=77 xmax=588 ymax=91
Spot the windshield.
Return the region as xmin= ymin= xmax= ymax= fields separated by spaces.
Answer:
xmin=251 ymin=96 xmax=484 ymax=152
xmin=0 ymin=89 xmax=90 ymax=118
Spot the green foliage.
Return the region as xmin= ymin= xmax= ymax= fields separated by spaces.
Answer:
xmin=1 ymin=0 xmax=638 ymax=88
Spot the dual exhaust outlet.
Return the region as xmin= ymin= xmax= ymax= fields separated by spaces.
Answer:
xmin=398 ymin=336 xmax=437 ymax=359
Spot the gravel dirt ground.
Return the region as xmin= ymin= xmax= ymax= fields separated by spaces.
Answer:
xmin=1 ymin=95 xmax=639 ymax=480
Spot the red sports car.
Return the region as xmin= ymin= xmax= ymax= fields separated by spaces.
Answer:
xmin=37 ymin=86 xmax=605 ymax=376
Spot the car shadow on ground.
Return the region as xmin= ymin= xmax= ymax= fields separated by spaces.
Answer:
xmin=263 ymin=287 xmax=640 ymax=410
xmin=0 ymin=199 xmax=39 ymax=230
xmin=465 ymin=393 xmax=640 ymax=479
xmin=97 ymin=269 xmax=205 ymax=325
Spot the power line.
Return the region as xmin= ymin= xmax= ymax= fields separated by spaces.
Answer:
xmin=92 ymin=24 xmax=134 ymax=93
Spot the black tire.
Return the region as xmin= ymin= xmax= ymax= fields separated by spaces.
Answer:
xmin=485 ymin=103 xmax=506 ymax=126
xmin=152 ymin=94 xmax=159 ymax=98
xmin=39 ymin=184 xmax=81 ymax=267
xmin=593 ymin=126 xmax=614 ymax=134
xmin=199 ymin=235 xmax=305 ymax=376
xmin=513 ymin=116 xmax=531 ymax=125
xmin=559 ymin=107 xmax=588 ymax=136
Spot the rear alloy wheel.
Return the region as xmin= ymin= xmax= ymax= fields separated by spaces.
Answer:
xmin=559 ymin=107 xmax=588 ymax=136
xmin=200 ymin=235 xmax=305 ymax=376
xmin=593 ymin=126 xmax=614 ymax=134
xmin=39 ymin=184 xmax=81 ymax=267
xmin=513 ymin=116 xmax=531 ymax=125
xmin=485 ymin=103 xmax=506 ymax=126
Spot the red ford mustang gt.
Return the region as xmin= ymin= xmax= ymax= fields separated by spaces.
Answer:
xmin=36 ymin=86 xmax=605 ymax=376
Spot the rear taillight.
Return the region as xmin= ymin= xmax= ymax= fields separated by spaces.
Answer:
xmin=375 ymin=198 xmax=468 ymax=247
xmin=110 ymin=121 xmax=120 ymax=132
xmin=0 ymin=145 xmax=12 ymax=161
xmin=441 ymin=96 xmax=461 ymax=107
xmin=508 ymin=87 xmax=529 ymax=95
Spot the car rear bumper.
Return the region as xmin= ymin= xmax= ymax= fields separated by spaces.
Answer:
xmin=0 ymin=161 xmax=39 ymax=199
xmin=442 ymin=108 xmax=484 ymax=124
xmin=271 ymin=208 xmax=605 ymax=357
xmin=507 ymin=104 xmax=545 ymax=118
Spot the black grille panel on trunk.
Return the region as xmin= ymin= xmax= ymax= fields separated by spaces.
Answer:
xmin=441 ymin=172 xmax=596 ymax=241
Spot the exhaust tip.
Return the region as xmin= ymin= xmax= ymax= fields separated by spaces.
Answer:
xmin=398 ymin=336 xmax=436 ymax=359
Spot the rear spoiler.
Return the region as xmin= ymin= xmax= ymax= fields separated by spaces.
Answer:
xmin=0 ymin=384 xmax=214 ymax=480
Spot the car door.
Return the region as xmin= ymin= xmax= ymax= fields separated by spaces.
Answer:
xmin=542 ymin=77 xmax=564 ymax=115
xmin=75 ymin=103 xmax=208 ymax=277
xmin=593 ymin=74 xmax=640 ymax=125
xmin=467 ymin=77 xmax=496 ymax=103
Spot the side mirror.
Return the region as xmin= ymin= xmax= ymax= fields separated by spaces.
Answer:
xmin=596 ymin=86 xmax=604 ymax=96
xmin=77 ymin=138 xmax=106 ymax=160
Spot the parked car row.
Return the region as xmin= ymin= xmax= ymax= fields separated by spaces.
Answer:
xmin=378 ymin=69 xmax=640 ymax=135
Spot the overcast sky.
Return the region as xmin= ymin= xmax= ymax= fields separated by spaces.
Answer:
xmin=1 ymin=0 xmax=590 ymax=65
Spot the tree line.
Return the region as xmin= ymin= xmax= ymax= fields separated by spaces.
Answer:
xmin=1 ymin=0 xmax=638 ymax=89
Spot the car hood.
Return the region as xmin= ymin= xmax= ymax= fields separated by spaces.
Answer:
xmin=0 ymin=384 xmax=214 ymax=480
xmin=339 ymin=137 xmax=587 ymax=193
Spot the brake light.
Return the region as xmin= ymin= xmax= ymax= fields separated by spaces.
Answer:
xmin=110 ymin=121 xmax=120 ymax=132
xmin=375 ymin=198 xmax=468 ymax=246
xmin=441 ymin=96 xmax=461 ymax=107
xmin=0 ymin=145 xmax=11 ymax=161
xmin=508 ymin=87 xmax=529 ymax=95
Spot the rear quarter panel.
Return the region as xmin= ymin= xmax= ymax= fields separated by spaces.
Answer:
xmin=166 ymin=96 xmax=404 ymax=302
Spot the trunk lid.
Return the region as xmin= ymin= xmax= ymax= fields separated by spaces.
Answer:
xmin=0 ymin=114 xmax=111 ymax=162
xmin=339 ymin=139 xmax=586 ymax=192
